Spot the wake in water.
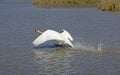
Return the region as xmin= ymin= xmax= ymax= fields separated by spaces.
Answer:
xmin=73 ymin=41 xmax=103 ymax=53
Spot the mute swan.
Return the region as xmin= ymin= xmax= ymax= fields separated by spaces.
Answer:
xmin=32 ymin=29 xmax=74 ymax=48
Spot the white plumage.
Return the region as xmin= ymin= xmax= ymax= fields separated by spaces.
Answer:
xmin=32 ymin=29 xmax=74 ymax=48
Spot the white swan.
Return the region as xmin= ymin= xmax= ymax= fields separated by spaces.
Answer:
xmin=32 ymin=29 xmax=74 ymax=48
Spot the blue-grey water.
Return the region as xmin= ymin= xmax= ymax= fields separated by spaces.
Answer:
xmin=0 ymin=1 xmax=120 ymax=75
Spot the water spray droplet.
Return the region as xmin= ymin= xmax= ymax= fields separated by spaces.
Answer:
xmin=97 ymin=43 xmax=102 ymax=53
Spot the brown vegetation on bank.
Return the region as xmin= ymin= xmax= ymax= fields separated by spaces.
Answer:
xmin=32 ymin=0 xmax=99 ymax=5
xmin=99 ymin=0 xmax=120 ymax=11
xmin=32 ymin=0 xmax=120 ymax=11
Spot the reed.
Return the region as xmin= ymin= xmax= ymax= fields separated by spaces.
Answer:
xmin=32 ymin=0 xmax=120 ymax=11
xmin=99 ymin=0 xmax=120 ymax=11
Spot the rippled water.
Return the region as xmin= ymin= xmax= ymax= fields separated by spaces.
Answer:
xmin=0 ymin=1 xmax=120 ymax=75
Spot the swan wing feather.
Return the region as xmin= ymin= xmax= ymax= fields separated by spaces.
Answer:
xmin=61 ymin=30 xmax=73 ymax=41
xmin=32 ymin=29 xmax=64 ymax=47
xmin=61 ymin=29 xmax=74 ymax=47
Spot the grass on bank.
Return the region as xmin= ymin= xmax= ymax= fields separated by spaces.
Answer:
xmin=99 ymin=0 xmax=120 ymax=11
xmin=32 ymin=0 xmax=120 ymax=11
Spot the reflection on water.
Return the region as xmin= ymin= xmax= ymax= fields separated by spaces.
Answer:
xmin=33 ymin=48 xmax=86 ymax=75
xmin=33 ymin=47 xmax=120 ymax=75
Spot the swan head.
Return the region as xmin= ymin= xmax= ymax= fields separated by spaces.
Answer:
xmin=35 ymin=29 xmax=43 ymax=35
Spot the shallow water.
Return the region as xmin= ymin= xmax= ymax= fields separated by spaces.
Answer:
xmin=0 ymin=1 xmax=120 ymax=75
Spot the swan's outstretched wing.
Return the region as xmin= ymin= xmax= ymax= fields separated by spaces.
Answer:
xmin=61 ymin=30 xmax=74 ymax=47
xmin=32 ymin=29 xmax=64 ymax=47
xmin=61 ymin=30 xmax=73 ymax=41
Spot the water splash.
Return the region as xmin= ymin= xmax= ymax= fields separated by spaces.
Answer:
xmin=73 ymin=41 xmax=103 ymax=53
xmin=97 ymin=42 xmax=103 ymax=54
xmin=73 ymin=42 xmax=95 ymax=51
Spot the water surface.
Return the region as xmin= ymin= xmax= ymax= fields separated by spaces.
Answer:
xmin=0 ymin=1 xmax=120 ymax=75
